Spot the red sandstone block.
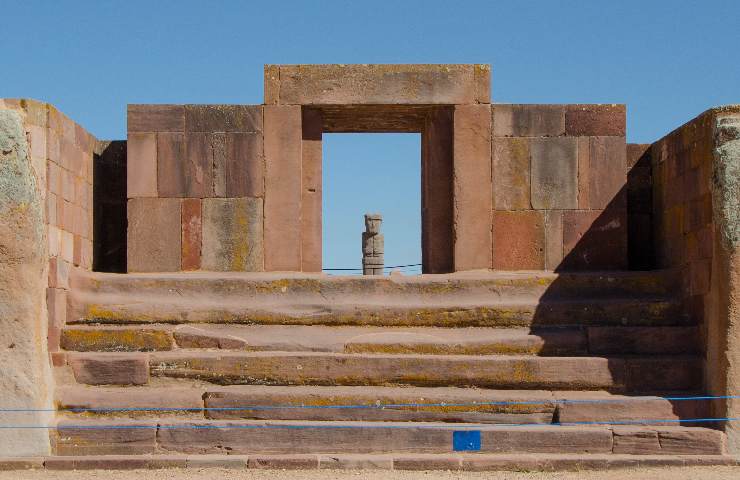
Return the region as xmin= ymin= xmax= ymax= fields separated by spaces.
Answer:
xmin=585 ymin=136 xmax=627 ymax=209
xmin=588 ymin=326 xmax=699 ymax=355
xmin=73 ymin=234 xmax=83 ymax=266
xmin=50 ymin=352 xmax=67 ymax=367
xmin=47 ymin=288 xmax=67 ymax=352
xmin=453 ymin=104 xmax=492 ymax=271
xmin=217 ymin=132 xmax=264 ymax=197
xmin=48 ymin=226 xmax=61 ymax=257
xmin=185 ymin=133 xmax=215 ymax=197
xmin=492 ymin=210 xmax=545 ymax=270
xmin=481 ymin=426 xmax=613 ymax=454
xmin=47 ymin=257 xmax=70 ymax=289
xmin=181 ymin=198 xmax=202 ymax=271
xmin=394 ymin=456 xmax=461 ymax=471
xmin=46 ymin=192 xmax=57 ymax=226
xmin=29 ymin=124 xmax=46 ymax=159
xmin=126 ymin=132 xmax=158 ymax=198
xmin=565 ymin=104 xmax=626 ymax=136
xmin=47 ymin=161 xmax=61 ymax=195
xmin=248 ymin=455 xmax=318 ymax=469
xmin=561 ymin=208 xmax=627 ymax=270
xmin=492 ymin=104 xmax=565 ymax=137
xmin=128 ymin=104 xmax=184 ymax=132
xmin=157 ymin=132 xmax=187 ymax=197
xmin=127 ymin=198 xmax=182 ymax=272
xmin=689 ymin=259 xmax=711 ymax=296
xmin=52 ymin=421 xmax=157 ymax=455
xmin=685 ymin=194 xmax=712 ymax=233
xmin=186 ymin=456 xmax=248 ymax=469
xmin=625 ymin=357 xmax=701 ymax=392
xmin=263 ymin=105 xmax=303 ymax=271
xmin=185 ymin=104 xmax=262 ymax=133
xmin=530 ymin=137 xmax=578 ymax=209
xmin=656 ymin=427 xmax=725 ymax=455
xmin=61 ymin=230 xmax=74 ymax=263
xmin=318 ymin=455 xmax=394 ymax=470
xmin=61 ymin=168 xmax=74 ymax=202
xmin=302 ymin=108 xmax=322 ymax=272
xmin=612 ymin=427 xmax=661 ymax=454
xmin=68 ymin=354 xmax=149 ymax=385
xmin=492 ymin=137 xmax=530 ymax=210
xmin=544 ymin=210 xmax=564 ymax=270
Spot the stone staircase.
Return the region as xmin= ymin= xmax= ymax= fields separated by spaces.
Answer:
xmin=48 ymin=269 xmax=734 ymax=466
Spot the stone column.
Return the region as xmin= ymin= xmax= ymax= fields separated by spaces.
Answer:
xmin=362 ymin=213 xmax=384 ymax=275
xmin=0 ymin=108 xmax=53 ymax=455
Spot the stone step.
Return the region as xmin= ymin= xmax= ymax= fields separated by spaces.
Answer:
xmin=51 ymin=418 xmax=726 ymax=456
xmin=25 ymin=453 xmax=740 ymax=471
xmin=62 ymin=351 xmax=702 ymax=392
xmin=68 ymin=269 xmax=687 ymax=328
xmin=55 ymin=385 xmax=710 ymax=425
xmin=59 ymin=324 xmax=700 ymax=356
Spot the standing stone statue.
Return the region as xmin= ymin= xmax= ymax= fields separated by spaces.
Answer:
xmin=362 ymin=213 xmax=384 ymax=275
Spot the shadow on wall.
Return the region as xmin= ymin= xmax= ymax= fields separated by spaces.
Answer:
xmin=529 ymin=153 xmax=705 ymax=425
xmin=93 ymin=141 xmax=127 ymax=273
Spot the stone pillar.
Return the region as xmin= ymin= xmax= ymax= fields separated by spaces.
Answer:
xmin=362 ymin=213 xmax=384 ymax=275
xmin=0 ymin=108 xmax=53 ymax=455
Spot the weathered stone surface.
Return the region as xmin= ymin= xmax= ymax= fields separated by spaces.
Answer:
xmin=587 ymin=326 xmax=698 ymax=354
xmin=127 ymin=198 xmax=181 ymax=272
xmin=557 ymin=393 xmax=678 ymax=425
xmin=126 ymin=132 xmax=157 ymax=197
xmin=201 ymin=198 xmax=264 ymax=271
xmin=655 ymin=427 xmax=725 ymax=454
xmin=266 ymin=64 xmax=490 ymax=105
xmin=586 ymin=136 xmax=627 ymax=209
xmin=625 ymin=357 xmax=702 ymax=392
xmin=480 ymin=426 xmax=613 ymax=453
xmin=212 ymin=132 xmax=264 ymax=198
xmin=248 ymin=455 xmax=318 ymax=469
xmin=184 ymin=104 xmax=262 ymax=133
xmin=493 ymin=105 xmax=565 ymax=137
xmin=56 ymin=386 xmax=203 ymax=415
xmin=565 ymin=104 xmax=626 ymax=136
xmin=61 ymin=328 xmax=173 ymax=352
xmin=263 ymin=105 xmax=302 ymax=271
xmin=492 ymin=211 xmax=545 ymax=270
xmin=181 ymin=198 xmax=202 ymax=271
xmin=183 ymin=133 xmax=214 ymax=197
xmin=149 ymin=351 xmax=624 ymax=389
xmin=561 ymin=208 xmax=627 ymax=270
xmin=421 ymin=107 xmax=454 ymax=273
xmin=68 ymin=354 xmax=149 ymax=385
xmin=544 ymin=210 xmax=564 ymax=270
xmin=156 ymin=132 xmax=187 ymax=197
xmin=0 ymin=108 xmax=53 ymax=455
xmin=492 ymin=137 xmax=530 ymax=210
xmin=318 ymin=454 xmax=394 ymax=470
xmin=302 ymin=108 xmax=322 ymax=272
xmin=53 ymin=420 xmax=156 ymax=455
xmin=453 ymin=104 xmax=492 ymax=270
xmin=530 ymin=137 xmax=578 ymax=209
xmin=612 ymin=427 xmax=661 ymax=454
xmin=128 ymin=104 xmax=184 ymax=132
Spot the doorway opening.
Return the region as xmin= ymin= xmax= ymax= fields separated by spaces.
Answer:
xmin=322 ymin=133 xmax=421 ymax=275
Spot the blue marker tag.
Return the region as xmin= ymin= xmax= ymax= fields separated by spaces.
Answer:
xmin=452 ymin=430 xmax=481 ymax=451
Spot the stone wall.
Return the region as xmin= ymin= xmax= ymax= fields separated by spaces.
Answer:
xmin=126 ymin=105 xmax=264 ymax=272
xmin=491 ymin=104 xmax=628 ymax=270
xmin=649 ymin=105 xmax=740 ymax=452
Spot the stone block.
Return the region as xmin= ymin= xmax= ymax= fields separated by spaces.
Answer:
xmin=492 ymin=210 xmax=545 ymax=270
xmin=544 ymin=210 xmax=564 ymax=270
xmin=202 ymin=198 xmax=264 ymax=272
xmin=557 ymin=395 xmax=678 ymax=426
xmin=68 ymin=354 xmax=149 ymax=385
xmin=588 ymin=326 xmax=699 ymax=355
xmin=248 ymin=456 xmax=319 ymax=469
xmin=263 ymin=105 xmax=302 ymax=271
xmin=183 ymin=132 xmax=215 ymax=197
xmin=181 ymin=198 xmax=202 ymax=271
xmin=480 ymin=426 xmax=613 ymax=453
xmin=46 ymin=192 xmax=57 ymax=226
xmin=48 ymin=225 xmax=61 ymax=257
xmin=302 ymin=108 xmax=322 ymax=272
xmin=266 ymin=64 xmax=490 ymax=105
xmin=128 ymin=104 xmax=184 ymax=132
xmin=53 ymin=420 xmax=157 ymax=455
xmin=48 ymin=257 xmax=70 ymax=289
xmin=565 ymin=104 xmax=626 ymax=136
xmin=625 ymin=357 xmax=702 ymax=392
xmin=530 ymin=137 xmax=578 ymax=209
xmin=126 ymin=132 xmax=157 ymax=197
xmin=212 ymin=132 xmax=264 ymax=197
xmin=47 ymin=288 xmax=67 ymax=352
xmin=61 ymin=328 xmax=173 ymax=352
xmin=561 ymin=208 xmax=627 ymax=270
xmin=421 ymin=107 xmax=454 ymax=273
xmin=492 ymin=137 xmax=530 ymax=209
xmin=61 ymin=230 xmax=74 ymax=263
xmin=492 ymin=104 xmax=565 ymax=137
xmin=319 ymin=455 xmax=394 ymax=470
xmin=612 ymin=427 xmax=661 ymax=454
xmin=185 ymin=104 xmax=262 ymax=133
xmin=394 ymin=456 xmax=461 ymax=471
xmin=453 ymin=104 xmax=492 ymax=271
xmin=127 ymin=198 xmax=181 ymax=272
xmin=156 ymin=132 xmax=186 ymax=197
xmin=656 ymin=427 xmax=725 ymax=455
xmin=584 ymin=136 xmax=627 ymax=209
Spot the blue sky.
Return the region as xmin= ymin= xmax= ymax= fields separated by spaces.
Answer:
xmin=2 ymin=1 xmax=738 ymax=271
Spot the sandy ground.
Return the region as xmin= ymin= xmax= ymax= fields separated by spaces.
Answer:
xmin=1 ymin=467 xmax=739 ymax=480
